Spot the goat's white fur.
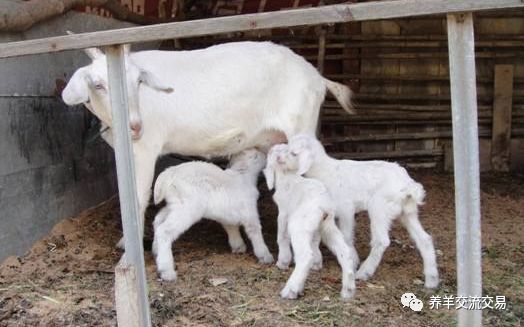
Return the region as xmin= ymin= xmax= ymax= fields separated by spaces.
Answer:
xmin=152 ymin=149 xmax=274 ymax=281
xmin=264 ymin=144 xmax=356 ymax=299
xmin=61 ymin=41 xmax=354 ymax=246
xmin=287 ymin=134 xmax=439 ymax=289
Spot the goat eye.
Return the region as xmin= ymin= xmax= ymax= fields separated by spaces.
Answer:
xmin=94 ymin=83 xmax=104 ymax=90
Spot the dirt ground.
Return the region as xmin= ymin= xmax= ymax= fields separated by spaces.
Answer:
xmin=0 ymin=171 xmax=523 ymax=327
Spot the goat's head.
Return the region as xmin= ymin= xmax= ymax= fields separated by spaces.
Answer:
xmin=263 ymin=144 xmax=302 ymax=190
xmin=61 ymin=45 xmax=173 ymax=140
xmin=229 ymin=148 xmax=266 ymax=174
xmin=287 ymin=134 xmax=324 ymax=175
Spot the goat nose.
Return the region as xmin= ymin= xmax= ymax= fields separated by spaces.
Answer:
xmin=130 ymin=122 xmax=142 ymax=140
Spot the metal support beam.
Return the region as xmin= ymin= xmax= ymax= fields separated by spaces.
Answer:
xmin=447 ymin=13 xmax=482 ymax=327
xmin=105 ymin=45 xmax=152 ymax=327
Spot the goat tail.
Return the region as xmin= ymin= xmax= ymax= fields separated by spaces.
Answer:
xmin=153 ymin=170 xmax=174 ymax=205
xmin=324 ymin=78 xmax=355 ymax=115
xmin=401 ymin=182 xmax=426 ymax=215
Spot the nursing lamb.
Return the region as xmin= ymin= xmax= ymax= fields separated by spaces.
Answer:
xmin=152 ymin=149 xmax=273 ymax=281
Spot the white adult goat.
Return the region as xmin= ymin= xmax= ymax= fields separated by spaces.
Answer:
xmin=264 ymin=144 xmax=356 ymax=300
xmin=61 ymin=41 xmax=354 ymax=245
xmin=287 ymin=135 xmax=439 ymax=289
xmin=152 ymin=149 xmax=274 ymax=281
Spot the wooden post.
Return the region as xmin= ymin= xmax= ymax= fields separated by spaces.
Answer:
xmin=491 ymin=65 xmax=514 ymax=171
xmin=316 ymin=27 xmax=326 ymax=74
xmin=443 ymin=140 xmax=454 ymax=172
xmin=316 ymin=26 xmax=327 ymax=136
xmin=105 ymin=45 xmax=152 ymax=327
xmin=447 ymin=12 xmax=482 ymax=327
xmin=115 ymin=256 xmax=140 ymax=327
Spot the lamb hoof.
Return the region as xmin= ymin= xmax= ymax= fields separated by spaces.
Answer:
xmin=424 ymin=275 xmax=440 ymax=289
xmin=341 ymin=288 xmax=356 ymax=300
xmin=311 ymin=261 xmax=323 ymax=271
xmin=151 ymin=242 xmax=158 ymax=256
xmin=351 ymin=258 xmax=360 ymax=271
xmin=258 ymin=253 xmax=275 ymax=264
xmin=276 ymin=261 xmax=290 ymax=270
xmin=355 ymin=269 xmax=372 ymax=281
xmin=231 ymin=244 xmax=247 ymax=254
xmin=280 ymin=287 xmax=299 ymax=300
xmin=116 ymin=237 xmax=125 ymax=249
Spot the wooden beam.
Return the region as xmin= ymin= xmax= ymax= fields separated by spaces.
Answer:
xmin=1 ymin=0 xmax=523 ymax=58
xmin=292 ymin=40 xmax=524 ymax=49
xmin=447 ymin=12 xmax=482 ymax=327
xmin=330 ymin=148 xmax=443 ymax=160
xmin=322 ymin=130 xmax=491 ymax=143
xmin=105 ymin=45 xmax=151 ymax=327
xmin=491 ymin=65 xmax=514 ymax=172
xmin=187 ymin=33 xmax=524 ymax=43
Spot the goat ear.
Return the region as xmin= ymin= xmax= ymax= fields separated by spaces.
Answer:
xmin=263 ymin=160 xmax=276 ymax=190
xmin=62 ymin=68 xmax=89 ymax=105
xmin=84 ymin=47 xmax=104 ymax=60
xmin=139 ymin=69 xmax=174 ymax=93
xmin=66 ymin=31 xmax=103 ymax=60
xmin=297 ymin=150 xmax=313 ymax=176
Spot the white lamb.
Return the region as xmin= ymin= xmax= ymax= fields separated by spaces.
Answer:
xmin=152 ymin=149 xmax=274 ymax=281
xmin=287 ymin=134 xmax=439 ymax=289
xmin=264 ymin=144 xmax=356 ymax=300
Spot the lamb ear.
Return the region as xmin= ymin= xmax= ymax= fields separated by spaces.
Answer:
xmin=263 ymin=161 xmax=276 ymax=190
xmin=297 ymin=149 xmax=313 ymax=176
xmin=230 ymin=156 xmax=248 ymax=173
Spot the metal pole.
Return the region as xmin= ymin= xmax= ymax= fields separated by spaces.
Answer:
xmin=105 ymin=45 xmax=152 ymax=327
xmin=447 ymin=13 xmax=482 ymax=327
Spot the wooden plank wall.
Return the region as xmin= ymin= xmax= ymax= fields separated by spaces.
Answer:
xmin=180 ymin=8 xmax=524 ymax=171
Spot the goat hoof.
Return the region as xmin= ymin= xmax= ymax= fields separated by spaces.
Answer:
xmin=159 ymin=270 xmax=177 ymax=282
